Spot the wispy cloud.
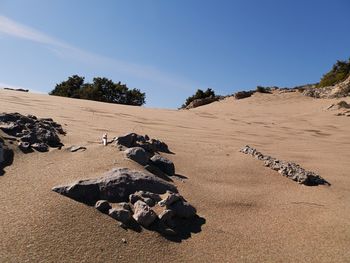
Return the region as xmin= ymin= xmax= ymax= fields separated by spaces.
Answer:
xmin=0 ymin=15 xmax=197 ymax=91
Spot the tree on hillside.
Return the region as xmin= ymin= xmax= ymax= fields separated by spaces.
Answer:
xmin=182 ymin=88 xmax=216 ymax=108
xmin=318 ymin=58 xmax=350 ymax=88
xmin=50 ymin=75 xmax=85 ymax=98
xmin=49 ymin=75 xmax=146 ymax=106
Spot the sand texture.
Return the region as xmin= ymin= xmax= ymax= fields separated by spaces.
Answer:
xmin=0 ymin=89 xmax=350 ymax=262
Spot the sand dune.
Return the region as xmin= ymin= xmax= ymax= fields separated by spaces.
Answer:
xmin=0 ymin=89 xmax=350 ymax=262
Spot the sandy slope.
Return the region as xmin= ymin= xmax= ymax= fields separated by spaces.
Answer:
xmin=0 ymin=89 xmax=349 ymax=262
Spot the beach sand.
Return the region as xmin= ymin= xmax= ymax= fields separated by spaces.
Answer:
xmin=0 ymin=89 xmax=349 ymax=262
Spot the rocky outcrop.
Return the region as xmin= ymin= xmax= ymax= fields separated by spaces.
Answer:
xmin=303 ymin=75 xmax=350 ymax=98
xmin=0 ymin=113 xmax=65 ymax=153
xmin=185 ymin=96 xmax=219 ymax=109
xmin=0 ymin=137 xmax=14 ymax=175
xmin=52 ymin=168 xmax=177 ymax=205
xmin=240 ymin=145 xmax=330 ymax=186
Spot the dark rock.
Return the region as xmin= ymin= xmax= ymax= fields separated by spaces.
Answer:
xmin=115 ymin=133 xmax=146 ymax=148
xmin=158 ymin=209 xmax=175 ymax=223
xmin=95 ymin=200 xmax=111 ymax=213
xmin=169 ymin=201 xmax=197 ymax=219
xmin=31 ymin=142 xmax=49 ymax=152
xmin=124 ymin=147 xmax=149 ymax=165
xmin=18 ymin=141 xmax=31 ymax=152
xmin=52 ymin=167 xmax=177 ymax=205
xmin=109 ymin=208 xmax=132 ymax=223
xmin=132 ymin=200 xmax=157 ymax=227
xmin=149 ymin=139 xmax=170 ymax=153
xmin=150 ymin=155 xmax=175 ymax=176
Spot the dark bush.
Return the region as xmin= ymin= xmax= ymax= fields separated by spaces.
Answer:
xmin=50 ymin=75 xmax=145 ymax=106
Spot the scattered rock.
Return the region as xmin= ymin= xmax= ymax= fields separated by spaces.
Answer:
xmin=124 ymin=147 xmax=149 ymax=165
xmin=121 ymin=238 xmax=127 ymax=244
xmin=52 ymin=167 xmax=177 ymax=205
xmin=132 ymin=200 xmax=157 ymax=227
xmin=150 ymin=155 xmax=175 ymax=176
xmin=109 ymin=207 xmax=132 ymax=223
xmin=240 ymin=145 xmax=330 ymax=186
xmin=95 ymin=200 xmax=111 ymax=213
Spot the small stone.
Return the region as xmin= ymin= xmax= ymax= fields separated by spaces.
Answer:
xmin=122 ymin=238 xmax=127 ymax=244
xmin=95 ymin=200 xmax=111 ymax=213
xmin=69 ymin=146 xmax=87 ymax=152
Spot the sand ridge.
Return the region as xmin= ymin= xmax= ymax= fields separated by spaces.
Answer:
xmin=0 ymin=89 xmax=350 ymax=262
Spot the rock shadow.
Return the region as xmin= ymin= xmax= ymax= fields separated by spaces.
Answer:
xmin=0 ymin=145 xmax=14 ymax=176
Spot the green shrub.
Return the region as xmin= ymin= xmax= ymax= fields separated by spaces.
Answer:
xmin=318 ymin=58 xmax=350 ymax=88
xmin=50 ymin=75 xmax=145 ymax=106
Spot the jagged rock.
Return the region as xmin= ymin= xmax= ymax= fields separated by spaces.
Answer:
xmin=52 ymin=168 xmax=177 ymax=205
xmin=95 ymin=200 xmax=111 ymax=213
xmin=234 ymin=91 xmax=254 ymax=100
xmin=0 ymin=138 xmax=14 ymax=175
xmin=124 ymin=147 xmax=149 ymax=165
xmin=148 ymin=139 xmax=170 ymax=153
xmin=150 ymin=155 xmax=175 ymax=176
xmin=169 ymin=201 xmax=197 ymax=219
xmin=109 ymin=207 xmax=132 ymax=223
xmin=132 ymin=200 xmax=157 ymax=227
xmin=158 ymin=191 xmax=181 ymax=207
xmin=240 ymin=145 xmax=330 ymax=186
xmin=0 ymin=142 xmax=3 ymax=164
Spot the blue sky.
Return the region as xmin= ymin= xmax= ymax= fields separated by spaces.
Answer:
xmin=0 ymin=0 xmax=349 ymax=108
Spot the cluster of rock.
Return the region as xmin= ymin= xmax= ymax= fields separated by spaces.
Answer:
xmin=114 ymin=133 xmax=176 ymax=178
xmin=302 ymin=75 xmax=350 ymax=99
xmin=53 ymin=168 xmax=197 ymax=235
xmin=234 ymin=86 xmax=294 ymax=100
xmin=240 ymin=145 xmax=330 ymax=186
xmin=0 ymin=112 xmax=65 ymax=153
